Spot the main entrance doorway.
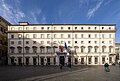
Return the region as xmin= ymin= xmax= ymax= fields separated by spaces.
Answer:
xmin=59 ymin=56 xmax=65 ymax=66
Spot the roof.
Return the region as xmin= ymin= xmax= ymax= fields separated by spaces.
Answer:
xmin=0 ymin=16 xmax=12 ymax=25
xmin=11 ymin=22 xmax=116 ymax=26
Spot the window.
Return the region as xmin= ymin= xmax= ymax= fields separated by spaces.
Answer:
xmin=88 ymin=27 xmax=90 ymax=29
xmin=68 ymin=34 xmax=71 ymax=38
xmin=11 ymin=41 xmax=14 ymax=44
xmin=95 ymin=34 xmax=97 ymax=38
xmin=102 ymin=27 xmax=104 ymax=29
xmin=88 ymin=41 xmax=91 ymax=44
xmin=33 ymin=34 xmax=37 ymax=38
xmin=109 ymin=27 xmax=111 ymax=29
xmin=68 ymin=27 xmax=70 ymax=30
xmin=95 ymin=57 xmax=98 ymax=64
xmin=40 ymin=47 xmax=45 ymax=54
xmin=95 ymin=27 xmax=97 ymax=30
xmin=11 ymin=27 xmax=15 ymax=30
xmin=26 ymin=41 xmax=29 ymax=44
xmin=46 ymin=47 xmax=51 ymax=53
xmin=75 ymin=34 xmax=77 ymax=38
xmin=25 ymin=47 xmax=30 ymax=53
xmin=81 ymin=27 xmax=83 ymax=29
xmin=26 ymin=34 xmax=29 ymax=38
xmin=81 ymin=41 xmax=84 ymax=44
xmin=47 ymin=34 xmax=50 ymax=38
xmin=109 ymin=34 xmax=111 ymax=38
xmin=109 ymin=46 xmax=113 ymax=53
xmin=88 ymin=34 xmax=91 ymax=38
xmin=33 ymin=41 xmax=36 ymax=44
xmin=75 ymin=41 xmax=77 ymax=43
xmin=68 ymin=41 xmax=71 ymax=44
xmin=81 ymin=34 xmax=83 ymax=38
xmin=88 ymin=46 xmax=92 ymax=53
xmin=47 ymin=27 xmax=50 ymax=30
xmin=18 ymin=41 xmax=21 ymax=44
xmin=54 ymin=27 xmax=56 ymax=30
xmin=26 ymin=27 xmax=29 ymax=30
xmin=41 ymin=34 xmax=44 ymax=38
xmin=10 ymin=47 xmax=15 ymax=53
xmin=11 ymin=35 xmax=14 ymax=38
xmin=41 ymin=41 xmax=44 ymax=44
xmin=54 ymin=34 xmax=57 ymax=38
xmin=102 ymin=46 xmax=106 ymax=53
xmin=81 ymin=46 xmax=85 ymax=53
xmin=33 ymin=27 xmax=36 ymax=30
xmin=61 ymin=27 xmax=63 ymax=29
xmin=47 ymin=41 xmax=50 ymax=44
xmin=17 ymin=47 xmax=22 ymax=53
xmin=18 ymin=27 xmax=22 ymax=30
xmin=41 ymin=27 xmax=44 ymax=30
xmin=102 ymin=34 xmax=104 ymax=38
xmin=18 ymin=34 xmax=22 ymax=38
xmin=32 ymin=46 xmax=37 ymax=53
xmin=95 ymin=41 xmax=97 ymax=44
xmin=61 ymin=34 xmax=64 ymax=38
xmin=94 ymin=46 xmax=98 ymax=53
xmin=102 ymin=41 xmax=104 ymax=44
xmin=75 ymin=27 xmax=77 ymax=29
xmin=109 ymin=41 xmax=112 ymax=44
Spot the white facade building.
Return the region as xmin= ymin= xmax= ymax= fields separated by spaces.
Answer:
xmin=7 ymin=22 xmax=116 ymax=65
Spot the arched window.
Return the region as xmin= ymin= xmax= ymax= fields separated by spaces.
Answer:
xmin=46 ymin=46 xmax=51 ymax=53
xmin=81 ymin=46 xmax=85 ymax=53
xmin=109 ymin=46 xmax=113 ymax=53
xmin=88 ymin=46 xmax=92 ymax=53
xmin=74 ymin=46 xmax=79 ymax=53
xmin=102 ymin=46 xmax=106 ymax=53
xmin=40 ymin=46 xmax=45 ymax=54
xmin=32 ymin=46 xmax=37 ymax=53
xmin=10 ymin=47 xmax=15 ymax=53
xmin=25 ymin=46 xmax=30 ymax=53
xmin=17 ymin=46 xmax=22 ymax=53
xmin=94 ymin=46 xmax=98 ymax=53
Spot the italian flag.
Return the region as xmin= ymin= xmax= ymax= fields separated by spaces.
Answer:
xmin=58 ymin=41 xmax=63 ymax=52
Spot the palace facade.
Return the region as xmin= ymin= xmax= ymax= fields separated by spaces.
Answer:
xmin=7 ymin=22 xmax=116 ymax=65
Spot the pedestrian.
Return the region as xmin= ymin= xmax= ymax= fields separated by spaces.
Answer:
xmin=60 ymin=64 xmax=62 ymax=69
xmin=104 ymin=63 xmax=110 ymax=72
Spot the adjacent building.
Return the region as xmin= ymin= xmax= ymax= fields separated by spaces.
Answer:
xmin=0 ymin=16 xmax=11 ymax=65
xmin=7 ymin=22 xmax=116 ymax=65
xmin=115 ymin=43 xmax=120 ymax=63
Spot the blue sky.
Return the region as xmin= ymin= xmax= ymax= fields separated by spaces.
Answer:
xmin=0 ymin=0 xmax=120 ymax=42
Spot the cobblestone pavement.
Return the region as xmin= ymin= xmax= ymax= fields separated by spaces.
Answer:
xmin=0 ymin=65 xmax=88 ymax=81
xmin=18 ymin=65 xmax=120 ymax=81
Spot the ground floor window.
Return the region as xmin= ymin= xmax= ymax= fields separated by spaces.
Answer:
xmin=95 ymin=57 xmax=98 ymax=64
xmin=41 ymin=57 xmax=44 ymax=65
xmin=88 ymin=57 xmax=92 ymax=64
xmin=75 ymin=58 xmax=78 ymax=64
xmin=102 ymin=57 xmax=105 ymax=64
xmin=10 ymin=57 xmax=14 ymax=65
xmin=47 ymin=57 xmax=50 ymax=65
xmin=81 ymin=57 xmax=84 ymax=64
xmin=26 ymin=58 xmax=29 ymax=65
xmin=33 ymin=58 xmax=37 ymax=65
xmin=18 ymin=57 xmax=22 ymax=65
xmin=109 ymin=57 xmax=112 ymax=63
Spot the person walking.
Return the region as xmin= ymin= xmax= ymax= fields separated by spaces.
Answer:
xmin=104 ymin=63 xmax=110 ymax=72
